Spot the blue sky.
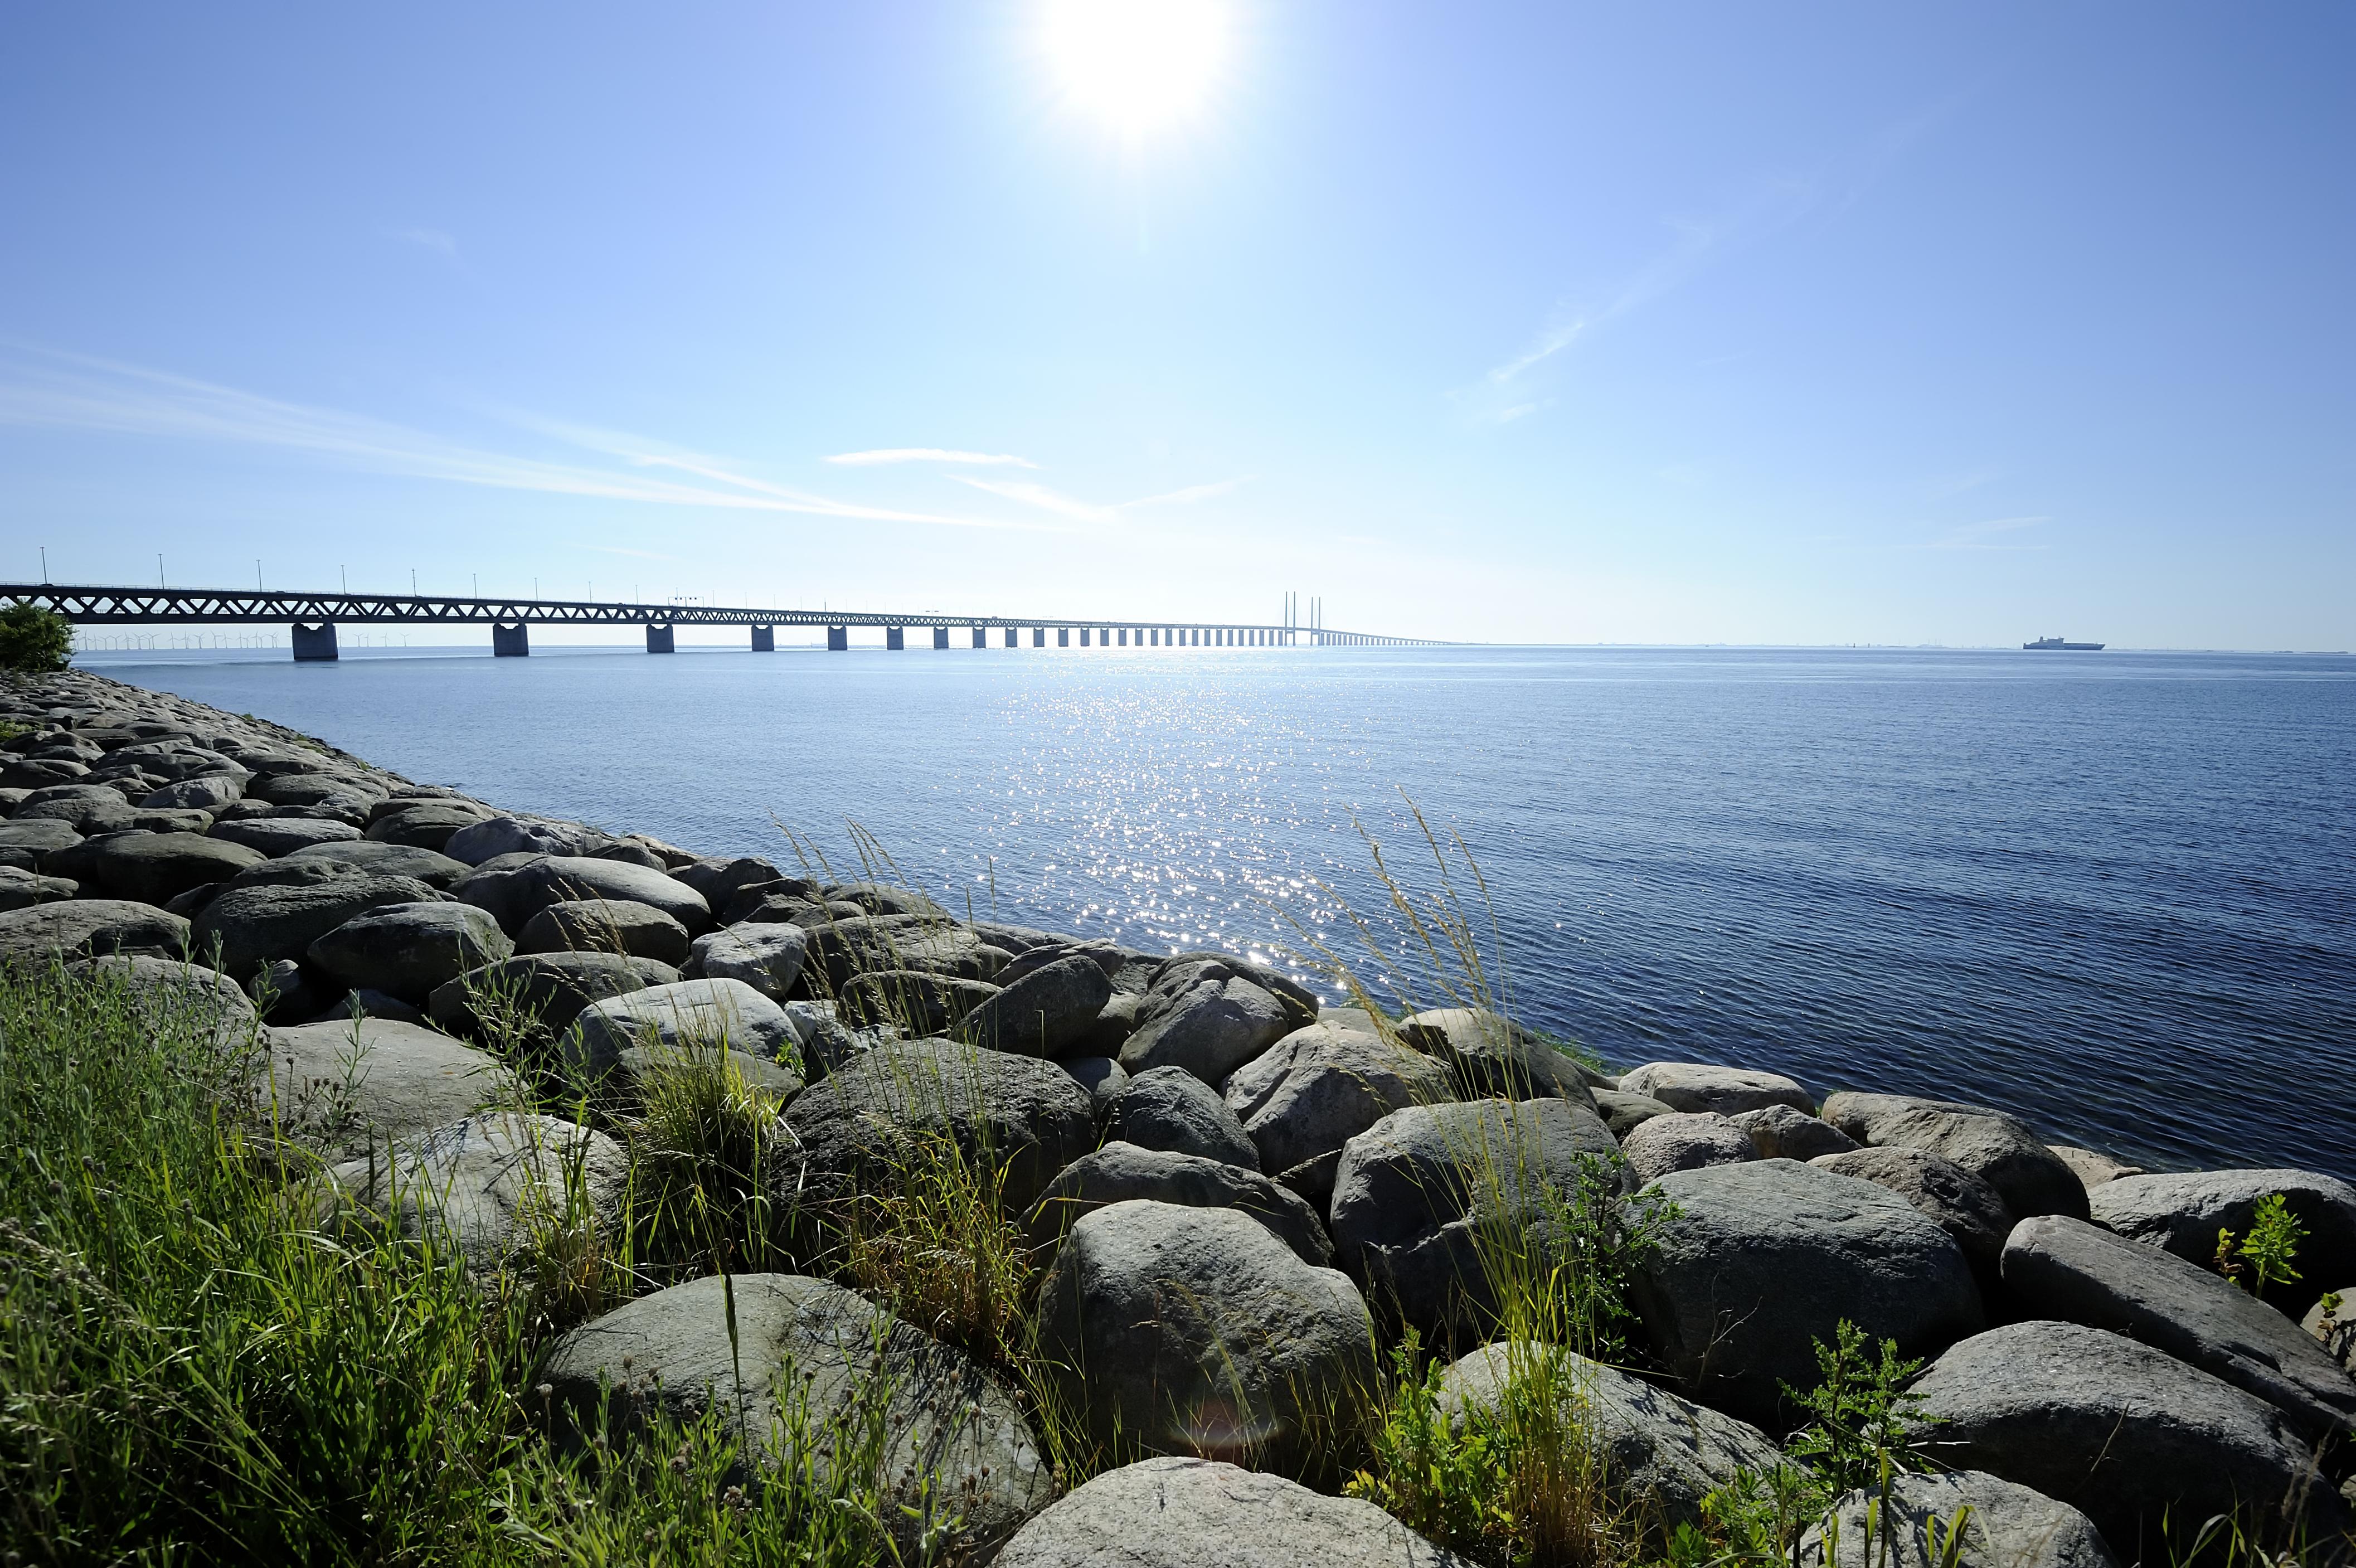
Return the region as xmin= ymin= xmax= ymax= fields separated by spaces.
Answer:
xmin=2 ymin=4 xmax=2349 ymax=648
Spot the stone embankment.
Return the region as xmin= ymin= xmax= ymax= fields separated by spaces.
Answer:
xmin=3 ymin=667 xmax=2352 ymax=1566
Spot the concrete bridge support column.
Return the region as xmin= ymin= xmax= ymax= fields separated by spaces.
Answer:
xmin=1005 ymin=627 xmax=1018 ymax=647
xmin=827 ymin=626 xmax=848 ymax=651
xmin=972 ymin=627 xmax=987 ymax=648
xmin=1079 ymin=628 xmax=1091 ymax=646
xmin=1057 ymin=628 xmax=1070 ymax=647
xmin=1033 ymin=627 xmax=1045 ymax=647
xmin=493 ymin=621 xmax=530 ymax=657
xmin=646 ymin=623 xmax=675 ymax=653
xmin=1118 ymin=628 xmax=1127 ymax=646
xmin=932 ymin=627 xmax=950 ymax=650
xmin=291 ymin=621 xmax=338 ymax=662
xmin=751 ymin=625 xmax=775 ymax=652
xmin=886 ymin=626 xmax=905 ymax=650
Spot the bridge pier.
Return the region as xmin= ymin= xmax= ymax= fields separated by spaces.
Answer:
xmin=827 ymin=625 xmax=848 ymax=652
xmin=751 ymin=625 xmax=774 ymax=652
xmin=1032 ymin=627 xmax=1045 ymax=647
xmin=1079 ymin=628 xmax=1090 ymax=647
xmin=290 ymin=621 xmax=338 ymax=662
xmin=493 ymin=621 xmax=530 ymax=657
xmin=886 ymin=626 xmax=905 ymax=650
xmin=932 ymin=626 xmax=950 ymax=650
xmin=1005 ymin=627 xmax=1018 ymax=647
xmin=645 ymin=623 xmax=674 ymax=654
xmin=1056 ymin=628 xmax=1069 ymax=647
xmin=972 ymin=626 xmax=986 ymax=648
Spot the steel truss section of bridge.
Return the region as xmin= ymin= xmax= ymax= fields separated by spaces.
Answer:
xmin=5 ymin=583 xmax=1447 ymax=659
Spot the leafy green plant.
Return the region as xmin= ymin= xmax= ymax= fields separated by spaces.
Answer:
xmin=2219 ymin=1194 xmax=2306 ymax=1297
xmin=1781 ymin=1321 xmax=1932 ymax=1495
xmin=1346 ymin=1333 xmax=1518 ymax=1555
xmin=0 ymin=600 xmax=72 ymax=673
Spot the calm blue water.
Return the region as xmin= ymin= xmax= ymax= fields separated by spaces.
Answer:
xmin=81 ymin=643 xmax=2356 ymax=1177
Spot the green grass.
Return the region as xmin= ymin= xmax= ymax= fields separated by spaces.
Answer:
xmin=0 ymin=960 xmax=956 ymax=1565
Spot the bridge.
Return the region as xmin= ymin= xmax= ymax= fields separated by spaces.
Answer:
xmin=6 ymin=584 xmax=1446 ymax=659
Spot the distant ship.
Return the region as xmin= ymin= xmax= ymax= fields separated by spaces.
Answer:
xmin=2024 ymin=635 xmax=2105 ymax=650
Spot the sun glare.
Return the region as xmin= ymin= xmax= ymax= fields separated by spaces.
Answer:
xmin=1043 ymin=0 xmax=1227 ymax=134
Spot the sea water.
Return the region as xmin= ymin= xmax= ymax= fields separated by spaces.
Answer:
xmin=81 ymin=642 xmax=2356 ymax=1176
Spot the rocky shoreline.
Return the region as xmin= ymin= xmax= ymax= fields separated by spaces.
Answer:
xmin=3 ymin=666 xmax=2352 ymax=1566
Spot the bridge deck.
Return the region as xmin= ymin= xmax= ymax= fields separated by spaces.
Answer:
xmin=4 ymin=584 xmax=1444 ymax=647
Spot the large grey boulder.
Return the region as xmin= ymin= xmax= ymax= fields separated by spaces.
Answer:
xmin=249 ymin=769 xmax=387 ymax=809
xmin=776 ymin=1040 xmax=1097 ymax=1217
xmin=462 ymin=855 xmax=710 ymax=937
xmin=996 ymin=1455 xmax=1466 ymax=1567
xmin=836 ymin=968 xmax=999 ymax=1034
xmin=13 ymin=792 xmax=134 ymax=834
xmin=1594 ymin=1088 xmax=1679 ymax=1139
xmin=140 ymin=774 xmax=244 ymax=812
xmin=0 ymin=899 xmax=190 ymax=967
xmin=1330 ymin=1097 xmax=1625 ymax=1338
xmin=1910 ymin=1321 xmax=2345 ymax=1563
xmin=1731 ymin=1104 xmax=1858 ymax=1161
xmin=283 ymin=839 xmax=471 ymax=889
xmin=960 ymin=954 xmax=1113 ymax=1056
xmin=65 ymin=830 xmax=264 ymax=905
xmin=1821 ymin=1093 xmax=2088 ymax=1222
xmin=682 ymin=921 xmax=808 ymax=999
xmin=326 ymin=1111 xmax=625 ymax=1274
xmin=363 ymin=800 xmax=495 ymax=851
xmin=1619 ymin=1062 xmax=1814 ymax=1118
xmin=426 ymin=951 xmax=681 ymax=1042
xmin=671 ymin=855 xmax=783 ymax=909
xmin=1037 ymin=1201 xmax=1373 ymax=1468
xmin=1110 ymin=1065 xmax=1262 ymax=1170
xmin=2090 ymin=1168 xmax=2356 ymax=1317
xmin=441 ymin=813 xmax=608 ymax=866
xmin=208 ymin=816 xmax=363 ymax=856
xmin=1811 ymin=1145 xmax=2018 ymax=1294
xmin=516 ymin=897 xmax=691 ymax=966
xmin=307 ymin=901 xmax=514 ymax=1004
xmin=1026 ymin=1142 xmax=1332 ymax=1266
xmin=570 ymin=978 xmax=800 ymax=1077
xmin=1439 ymin=1341 xmax=1786 ymax=1536
xmin=2049 ymin=1145 xmax=2144 ymax=1190
xmin=263 ymin=1017 xmax=518 ymax=1158
xmin=1225 ymin=1022 xmax=1452 ymax=1177
xmin=801 ymin=915 xmax=1010 ymax=988
xmin=67 ymin=953 xmax=255 ymax=1045
xmin=0 ymin=815 xmax=84 ymax=855
xmin=192 ymin=866 xmax=449 ymax=977
xmin=1628 ymin=1159 xmax=1984 ymax=1429
xmin=1620 ymin=1111 xmax=1758 ymax=1183
xmin=1061 ymin=1054 xmax=1129 ymax=1118
xmin=1798 ymin=1470 xmax=2120 ymax=1568
xmin=1397 ymin=1007 xmax=1599 ymax=1104
xmin=2003 ymin=1214 xmax=2356 ymax=1445
xmin=540 ymin=1271 xmax=1051 ymax=1560
xmin=0 ymin=865 xmax=77 ymax=910
xmin=1120 ymin=955 xmax=1306 ymax=1085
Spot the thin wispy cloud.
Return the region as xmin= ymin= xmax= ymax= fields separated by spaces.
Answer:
xmin=1462 ymin=101 xmax=1957 ymax=425
xmin=1478 ymin=177 xmax=1816 ymax=397
xmin=950 ymin=472 xmax=1246 ymax=524
xmin=1925 ymin=515 xmax=2051 ymax=550
xmin=391 ymin=227 xmax=458 ymax=258
xmin=950 ymin=475 xmax=1117 ymax=522
xmin=825 ymin=447 xmax=1037 ymax=468
xmin=1126 ymin=477 xmax=1243 ymax=508
xmin=0 ymin=348 xmax=1057 ymax=533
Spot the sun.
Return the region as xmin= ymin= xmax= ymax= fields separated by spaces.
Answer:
xmin=1042 ymin=0 xmax=1228 ymax=135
